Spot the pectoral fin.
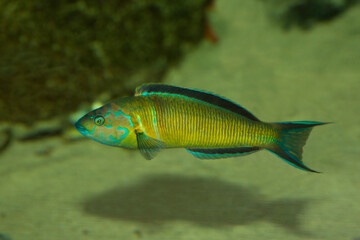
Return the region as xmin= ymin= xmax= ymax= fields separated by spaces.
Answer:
xmin=186 ymin=147 xmax=261 ymax=159
xmin=135 ymin=130 xmax=165 ymax=160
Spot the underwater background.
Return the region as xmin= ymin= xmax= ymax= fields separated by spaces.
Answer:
xmin=1 ymin=0 xmax=359 ymax=239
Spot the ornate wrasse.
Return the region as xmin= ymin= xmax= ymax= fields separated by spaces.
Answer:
xmin=75 ymin=84 xmax=327 ymax=173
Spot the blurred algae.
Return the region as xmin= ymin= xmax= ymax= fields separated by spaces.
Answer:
xmin=0 ymin=0 xmax=210 ymax=124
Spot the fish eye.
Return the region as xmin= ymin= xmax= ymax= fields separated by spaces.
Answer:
xmin=94 ymin=115 xmax=105 ymax=126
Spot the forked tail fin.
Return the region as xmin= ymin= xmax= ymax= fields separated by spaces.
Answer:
xmin=267 ymin=121 xmax=328 ymax=173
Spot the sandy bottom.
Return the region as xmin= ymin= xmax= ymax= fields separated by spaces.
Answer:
xmin=1 ymin=1 xmax=360 ymax=239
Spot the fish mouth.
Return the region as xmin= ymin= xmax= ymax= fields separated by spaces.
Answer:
xmin=75 ymin=121 xmax=88 ymax=136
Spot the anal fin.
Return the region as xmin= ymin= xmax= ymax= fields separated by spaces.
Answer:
xmin=186 ymin=147 xmax=261 ymax=159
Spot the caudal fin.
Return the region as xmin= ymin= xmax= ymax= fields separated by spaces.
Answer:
xmin=267 ymin=121 xmax=328 ymax=173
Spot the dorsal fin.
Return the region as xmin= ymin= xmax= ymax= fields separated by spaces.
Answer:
xmin=135 ymin=84 xmax=260 ymax=121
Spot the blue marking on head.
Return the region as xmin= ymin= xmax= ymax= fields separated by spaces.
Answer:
xmin=116 ymin=110 xmax=134 ymax=127
xmin=109 ymin=135 xmax=122 ymax=144
xmin=89 ymin=126 xmax=96 ymax=135
xmin=103 ymin=112 xmax=111 ymax=118
xmin=117 ymin=126 xmax=129 ymax=140
xmin=106 ymin=127 xmax=130 ymax=145
xmin=104 ymin=109 xmax=134 ymax=127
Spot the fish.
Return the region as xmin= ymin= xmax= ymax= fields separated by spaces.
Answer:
xmin=75 ymin=84 xmax=327 ymax=173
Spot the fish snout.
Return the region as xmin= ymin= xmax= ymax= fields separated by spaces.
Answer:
xmin=75 ymin=120 xmax=88 ymax=136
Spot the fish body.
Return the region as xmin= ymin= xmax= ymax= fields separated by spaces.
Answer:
xmin=75 ymin=84 xmax=327 ymax=172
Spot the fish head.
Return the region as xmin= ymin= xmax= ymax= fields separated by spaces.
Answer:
xmin=75 ymin=102 xmax=137 ymax=148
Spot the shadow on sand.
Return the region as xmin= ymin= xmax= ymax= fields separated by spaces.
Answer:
xmin=83 ymin=174 xmax=311 ymax=235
